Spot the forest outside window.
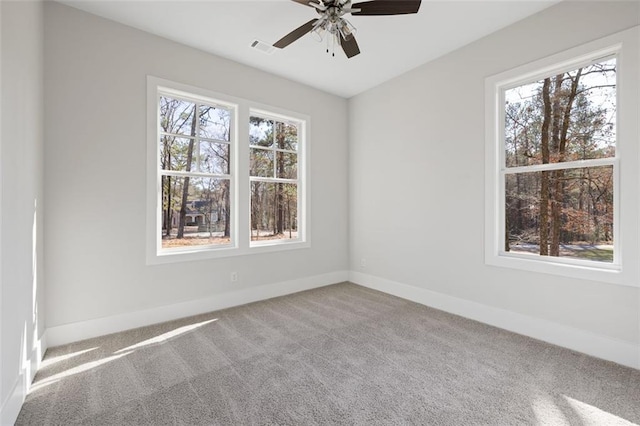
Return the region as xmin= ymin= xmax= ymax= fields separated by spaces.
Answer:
xmin=159 ymin=92 xmax=235 ymax=252
xmin=249 ymin=113 xmax=301 ymax=245
xmin=504 ymin=58 xmax=616 ymax=264
xmin=147 ymin=77 xmax=310 ymax=263
xmin=485 ymin=28 xmax=640 ymax=285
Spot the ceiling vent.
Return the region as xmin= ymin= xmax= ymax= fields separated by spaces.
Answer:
xmin=250 ymin=39 xmax=275 ymax=55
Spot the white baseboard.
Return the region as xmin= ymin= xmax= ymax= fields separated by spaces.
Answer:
xmin=0 ymin=332 xmax=47 ymax=426
xmin=0 ymin=377 xmax=24 ymax=426
xmin=46 ymin=271 xmax=349 ymax=347
xmin=349 ymin=271 xmax=640 ymax=370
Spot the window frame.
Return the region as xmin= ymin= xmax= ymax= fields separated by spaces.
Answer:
xmin=157 ymin=89 xmax=237 ymax=254
xmin=484 ymin=27 xmax=639 ymax=286
xmin=249 ymin=109 xmax=305 ymax=247
xmin=147 ymin=77 xmax=310 ymax=264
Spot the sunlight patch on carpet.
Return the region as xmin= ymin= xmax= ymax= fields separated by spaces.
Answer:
xmin=114 ymin=318 xmax=218 ymax=354
xmin=30 ymin=351 xmax=133 ymax=393
xmin=531 ymin=393 xmax=570 ymax=426
xmin=563 ymin=395 xmax=638 ymax=426
xmin=41 ymin=347 xmax=98 ymax=368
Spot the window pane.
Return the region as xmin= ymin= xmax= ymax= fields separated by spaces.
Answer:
xmin=199 ymin=142 xmax=229 ymax=175
xmin=276 ymin=152 xmax=297 ymax=179
xmin=504 ymin=58 xmax=616 ymax=167
xmin=250 ymin=148 xmax=274 ymax=177
xmin=161 ymin=176 xmax=231 ymax=249
xmin=250 ymin=182 xmax=298 ymax=242
xmin=160 ymin=96 xmax=196 ymax=136
xmin=505 ymin=166 xmax=613 ymax=263
xmin=249 ymin=116 xmax=273 ymax=147
xmin=199 ymin=105 xmax=231 ymax=141
xmin=160 ymin=136 xmax=195 ymax=172
xmin=276 ymin=121 xmax=298 ymax=151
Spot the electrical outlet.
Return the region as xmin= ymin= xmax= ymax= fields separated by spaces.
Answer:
xmin=230 ymin=272 xmax=238 ymax=283
xmin=360 ymin=258 xmax=367 ymax=269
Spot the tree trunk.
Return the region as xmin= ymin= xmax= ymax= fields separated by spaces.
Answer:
xmin=549 ymin=74 xmax=563 ymax=256
xmin=516 ymin=173 xmax=523 ymax=235
xmin=251 ymin=182 xmax=258 ymax=240
xmin=286 ymin=192 xmax=292 ymax=239
xmin=539 ymin=78 xmax=552 ymax=256
xmin=251 ymin=184 xmax=259 ymax=240
xmin=224 ymin=181 xmax=230 ymax=238
xmin=551 ymin=70 xmax=582 ymax=256
xmin=161 ymin=140 xmax=172 ymax=237
xmin=587 ymin=173 xmax=599 ymax=245
xmin=275 ymin=124 xmax=285 ymax=235
xmin=505 ymin=205 xmax=510 ymax=252
xmin=276 ymin=186 xmax=284 ymax=235
xmin=550 ymin=169 xmax=563 ymax=256
xmin=164 ymin=175 xmax=172 ymax=236
xmin=222 ymin=140 xmax=231 ymax=238
xmin=177 ymin=107 xmax=197 ymax=239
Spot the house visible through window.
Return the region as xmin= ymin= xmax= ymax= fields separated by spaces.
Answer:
xmin=147 ymin=77 xmax=310 ymax=263
xmin=159 ymin=94 xmax=234 ymax=250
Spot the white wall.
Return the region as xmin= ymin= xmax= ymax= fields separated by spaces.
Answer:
xmin=0 ymin=1 xmax=45 ymax=424
xmin=36 ymin=0 xmax=640 ymax=370
xmin=349 ymin=1 xmax=639 ymax=361
xmin=2 ymin=2 xmax=636 ymax=422
xmin=43 ymin=2 xmax=349 ymax=338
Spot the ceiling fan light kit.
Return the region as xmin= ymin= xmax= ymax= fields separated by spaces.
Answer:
xmin=273 ymin=0 xmax=422 ymax=59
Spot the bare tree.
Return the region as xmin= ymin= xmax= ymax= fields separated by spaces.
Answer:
xmin=176 ymin=106 xmax=197 ymax=239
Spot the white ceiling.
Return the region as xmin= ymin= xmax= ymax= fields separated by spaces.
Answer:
xmin=58 ymin=0 xmax=558 ymax=98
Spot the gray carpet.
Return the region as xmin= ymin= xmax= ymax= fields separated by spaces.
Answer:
xmin=16 ymin=282 xmax=640 ymax=425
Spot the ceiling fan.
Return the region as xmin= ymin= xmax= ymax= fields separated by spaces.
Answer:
xmin=273 ymin=0 xmax=422 ymax=59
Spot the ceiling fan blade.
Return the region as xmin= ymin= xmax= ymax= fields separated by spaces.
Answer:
xmin=273 ymin=19 xmax=319 ymax=49
xmin=290 ymin=0 xmax=322 ymax=8
xmin=340 ymin=33 xmax=360 ymax=58
xmin=351 ymin=0 xmax=421 ymax=15
xmin=291 ymin=0 xmax=336 ymax=8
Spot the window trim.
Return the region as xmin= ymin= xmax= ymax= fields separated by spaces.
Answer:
xmin=484 ymin=27 xmax=639 ymax=287
xmin=249 ymin=109 xmax=305 ymax=248
xmin=157 ymin=88 xmax=237 ymax=255
xmin=146 ymin=77 xmax=310 ymax=264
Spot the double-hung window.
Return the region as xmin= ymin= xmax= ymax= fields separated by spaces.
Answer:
xmin=147 ymin=77 xmax=309 ymax=263
xmin=485 ymin=28 xmax=639 ymax=285
xmin=158 ymin=92 xmax=235 ymax=251
xmin=249 ymin=112 xmax=301 ymax=244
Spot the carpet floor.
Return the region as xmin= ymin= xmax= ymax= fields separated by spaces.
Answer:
xmin=16 ymin=282 xmax=640 ymax=425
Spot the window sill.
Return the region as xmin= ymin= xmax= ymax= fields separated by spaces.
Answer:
xmin=484 ymin=252 xmax=637 ymax=287
xmin=147 ymin=240 xmax=310 ymax=265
